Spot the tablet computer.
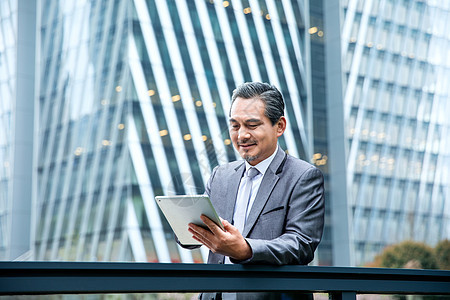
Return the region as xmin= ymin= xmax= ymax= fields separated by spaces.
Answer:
xmin=155 ymin=195 xmax=224 ymax=246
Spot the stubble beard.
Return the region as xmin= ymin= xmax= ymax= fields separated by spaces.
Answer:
xmin=243 ymin=153 xmax=259 ymax=163
xmin=241 ymin=148 xmax=259 ymax=163
xmin=237 ymin=139 xmax=259 ymax=163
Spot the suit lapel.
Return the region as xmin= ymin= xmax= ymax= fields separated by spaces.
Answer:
xmin=224 ymin=162 xmax=245 ymax=223
xmin=242 ymin=147 xmax=286 ymax=237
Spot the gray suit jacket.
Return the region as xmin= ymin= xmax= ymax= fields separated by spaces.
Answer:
xmin=204 ymin=146 xmax=325 ymax=266
xmin=190 ymin=147 xmax=324 ymax=299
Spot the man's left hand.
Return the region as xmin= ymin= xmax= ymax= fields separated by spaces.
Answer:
xmin=188 ymin=215 xmax=252 ymax=261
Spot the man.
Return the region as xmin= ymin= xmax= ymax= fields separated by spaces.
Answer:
xmin=187 ymin=82 xmax=325 ymax=299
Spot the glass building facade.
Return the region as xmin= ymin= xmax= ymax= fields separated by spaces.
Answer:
xmin=32 ymin=0 xmax=315 ymax=263
xmin=2 ymin=0 xmax=449 ymax=267
xmin=337 ymin=0 xmax=450 ymax=265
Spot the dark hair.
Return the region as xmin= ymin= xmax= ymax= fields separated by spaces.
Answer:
xmin=230 ymin=82 xmax=284 ymax=125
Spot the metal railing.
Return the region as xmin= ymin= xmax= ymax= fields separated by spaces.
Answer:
xmin=1 ymin=262 xmax=449 ymax=299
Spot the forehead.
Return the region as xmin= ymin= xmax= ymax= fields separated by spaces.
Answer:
xmin=230 ymin=97 xmax=266 ymax=119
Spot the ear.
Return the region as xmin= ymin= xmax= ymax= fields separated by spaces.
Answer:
xmin=276 ymin=116 xmax=287 ymax=137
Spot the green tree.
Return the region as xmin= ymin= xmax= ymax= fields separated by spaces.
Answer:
xmin=374 ymin=241 xmax=438 ymax=269
xmin=435 ymin=239 xmax=450 ymax=270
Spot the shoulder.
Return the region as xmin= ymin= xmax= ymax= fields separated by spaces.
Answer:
xmin=209 ymin=160 xmax=244 ymax=179
xmin=205 ymin=160 xmax=244 ymax=195
xmin=214 ymin=160 xmax=244 ymax=172
xmin=283 ymin=155 xmax=323 ymax=181
xmin=285 ymin=155 xmax=312 ymax=168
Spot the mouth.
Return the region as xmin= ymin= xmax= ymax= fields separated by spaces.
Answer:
xmin=238 ymin=142 xmax=257 ymax=150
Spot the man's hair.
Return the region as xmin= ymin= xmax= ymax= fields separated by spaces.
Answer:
xmin=230 ymin=82 xmax=285 ymax=126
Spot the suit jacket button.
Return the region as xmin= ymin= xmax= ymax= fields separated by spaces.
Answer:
xmin=218 ymin=260 xmax=223 ymax=264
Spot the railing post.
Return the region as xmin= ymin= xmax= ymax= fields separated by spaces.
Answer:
xmin=329 ymin=292 xmax=357 ymax=300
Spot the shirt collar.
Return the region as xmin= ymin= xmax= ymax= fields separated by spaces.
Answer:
xmin=245 ymin=146 xmax=279 ymax=176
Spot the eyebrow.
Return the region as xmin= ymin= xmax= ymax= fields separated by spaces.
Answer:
xmin=229 ymin=118 xmax=261 ymax=123
xmin=245 ymin=118 xmax=261 ymax=123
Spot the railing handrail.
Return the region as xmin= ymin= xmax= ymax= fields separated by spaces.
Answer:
xmin=1 ymin=262 xmax=449 ymax=298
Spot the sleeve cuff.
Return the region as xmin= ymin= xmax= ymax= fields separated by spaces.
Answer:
xmin=229 ymin=238 xmax=257 ymax=264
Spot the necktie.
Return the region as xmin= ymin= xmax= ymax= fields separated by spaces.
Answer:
xmin=233 ymin=167 xmax=260 ymax=233
xmin=222 ymin=167 xmax=260 ymax=294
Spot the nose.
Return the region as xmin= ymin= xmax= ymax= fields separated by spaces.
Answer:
xmin=237 ymin=127 xmax=251 ymax=140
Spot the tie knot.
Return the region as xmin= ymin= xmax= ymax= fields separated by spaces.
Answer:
xmin=246 ymin=167 xmax=259 ymax=179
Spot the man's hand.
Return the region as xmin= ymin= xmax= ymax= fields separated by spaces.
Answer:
xmin=188 ymin=215 xmax=252 ymax=261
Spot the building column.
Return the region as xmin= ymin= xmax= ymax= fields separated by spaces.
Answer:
xmin=9 ymin=0 xmax=36 ymax=260
xmin=323 ymin=0 xmax=353 ymax=266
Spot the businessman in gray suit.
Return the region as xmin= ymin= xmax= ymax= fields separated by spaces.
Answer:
xmin=187 ymin=82 xmax=325 ymax=299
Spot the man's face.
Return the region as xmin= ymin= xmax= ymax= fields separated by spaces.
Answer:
xmin=229 ymin=97 xmax=286 ymax=166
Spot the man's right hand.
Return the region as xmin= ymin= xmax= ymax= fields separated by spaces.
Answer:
xmin=188 ymin=215 xmax=252 ymax=261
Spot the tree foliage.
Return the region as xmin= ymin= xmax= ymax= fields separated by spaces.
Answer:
xmin=435 ymin=239 xmax=450 ymax=270
xmin=373 ymin=240 xmax=438 ymax=269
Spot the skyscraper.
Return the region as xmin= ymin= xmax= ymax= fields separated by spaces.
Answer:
xmin=325 ymin=0 xmax=450 ymax=265
xmin=3 ymin=0 xmax=448 ymax=268
xmin=32 ymin=0 xmax=315 ymax=263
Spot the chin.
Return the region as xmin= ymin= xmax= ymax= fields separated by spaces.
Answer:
xmin=244 ymin=154 xmax=259 ymax=163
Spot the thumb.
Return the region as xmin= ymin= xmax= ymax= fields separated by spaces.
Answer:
xmin=222 ymin=219 xmax=237 ymax=233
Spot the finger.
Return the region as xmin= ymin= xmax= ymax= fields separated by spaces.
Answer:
xmin=188 ymin=223 xmax=203 ymax=231
xmin=189 ymin=229 xmax=215 ymax=251
xmin=188 ymin=223 xmax=211 ymax=239
xmin=222 ymin=219 xmax=231 ymax=227
xmin=222 ymin=219 xmax=238 ymax=234
xmin=221 ymin=218 xmax=228 ymax=228
xmin=200 ymin=215 xmax=224 ymax=235
xmin=191 ymin=234 xmax=211 ymax=249
xmin=189 ymin=224 xmax=219 ymax=248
